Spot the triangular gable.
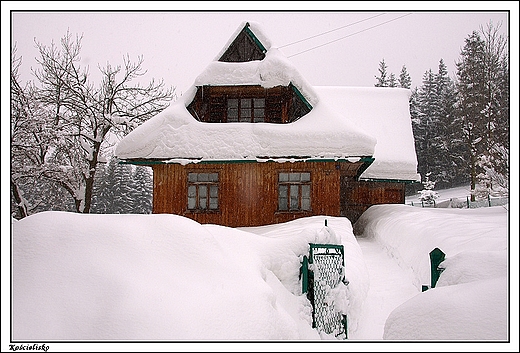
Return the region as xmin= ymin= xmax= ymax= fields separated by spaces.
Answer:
xmin=218 ymin=22 xmax=266 ymax=62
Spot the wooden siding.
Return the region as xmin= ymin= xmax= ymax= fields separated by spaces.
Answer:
xmin=152 ymin=161 xmax=344 ymax=227
xmin=340 ymin=179 xmax=405 ymax=223
xmin=219 ymin=25 xmax=265 ymax=62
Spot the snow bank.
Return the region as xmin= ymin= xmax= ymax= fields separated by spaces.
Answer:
xmin=12 ymin=212 xmax=366 ymax=340
xmin=354 ymin=204 xmax=509 ymax=340
xmin=383 ymin=276 xmax=508 ymax=340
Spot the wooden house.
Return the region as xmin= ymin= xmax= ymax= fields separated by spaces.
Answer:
xmin=115 ymin=22 xmax=420 ymax=227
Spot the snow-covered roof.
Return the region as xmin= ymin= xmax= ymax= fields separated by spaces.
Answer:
xmin=114 ymin=87 xmax=375 ymax=162
xmin=115 ymin=21 xmax=376 ymax=163
xmin=115 ymin=22 xmax=418 ymax=181
xmin=314 ymin=87 xmax=420 ymax=182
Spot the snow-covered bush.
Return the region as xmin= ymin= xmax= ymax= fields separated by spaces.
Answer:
xmin=417 ymin=173 xmax=439 ymax=205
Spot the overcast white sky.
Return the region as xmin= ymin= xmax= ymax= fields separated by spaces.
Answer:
xmin=2 ymin=3 xmax=519 ymax=190
xmin=5 ymin=3 xmax=514 ymax=96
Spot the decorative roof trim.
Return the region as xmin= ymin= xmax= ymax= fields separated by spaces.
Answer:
xmin=120 ymin=157 xmax=374 ymax=166
xmin=244 ymin=22 xmax=267 ymax=53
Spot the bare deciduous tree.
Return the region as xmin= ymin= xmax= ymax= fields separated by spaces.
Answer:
xmin=12 ymin=31 xmax=175 ymax=216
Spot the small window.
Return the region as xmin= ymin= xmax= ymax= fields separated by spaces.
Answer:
xmin=187 ymin=172 xmax=219 ymax=211
xmin=227 ymin=97 xmax=265 ymax=123
xmin=278 ymin=172 xmax=311 ymax=212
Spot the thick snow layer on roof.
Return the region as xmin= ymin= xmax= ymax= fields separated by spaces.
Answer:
xmin=115 ymin=90 xmax=376 ymax=160
xmin=196 ymin=48 xmax=318 ymax=107
xmin=314 ymin=86 xmax=420 ymax=182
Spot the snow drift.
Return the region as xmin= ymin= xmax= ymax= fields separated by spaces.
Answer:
xmin=12 ymin=212 xmax=366 ymax=341
xmin=354 ymin=204 xmax=509 ymax=341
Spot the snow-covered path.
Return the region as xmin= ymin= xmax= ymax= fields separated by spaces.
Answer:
xmin=350 ymin=237 xmax=420 ymax=340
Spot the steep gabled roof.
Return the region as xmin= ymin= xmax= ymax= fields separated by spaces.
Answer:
xmin=218 ymin=22 xmax=267 ymax=62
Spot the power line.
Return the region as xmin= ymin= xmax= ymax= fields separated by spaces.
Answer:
xmin=279 ymin=12 xmax=386 ymax=49
xmin=287 ymin=13 xmax=413 ymax=58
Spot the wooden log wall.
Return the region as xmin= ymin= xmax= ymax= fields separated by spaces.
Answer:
xmin=152 ymin=161 xmax=342 ymax=227
xmin=340 ymin=179 xmax=405 ymax=223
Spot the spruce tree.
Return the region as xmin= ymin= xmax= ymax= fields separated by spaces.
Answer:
xmin=374 ymin=59 xmax=389 ymax=87
xmin=413 ymin=69 xmax=438 ymax=182
xmin=132 ymin=166 xmax=153 ymax=214
xmin=111 ymin=160 xmax=134 ymax=214
xmin=434 ymin=59 xmax=462 ymax=187
xmin=398 ymin=65 xmax=412 ymax=89
xmin=455 ymin=31 xmax=488 ymax=199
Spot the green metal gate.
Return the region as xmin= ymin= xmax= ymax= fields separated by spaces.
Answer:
xmin=301 ymin=243 xmax=348 ymax=339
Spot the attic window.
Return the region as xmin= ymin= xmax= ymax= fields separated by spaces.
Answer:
xmin=278 ymin=172 xmax=311 ymax=212
xmin=187 ymin=172 xmax=219 ymax=211
xmin=227 ymin=98 xmax=265 ymax=123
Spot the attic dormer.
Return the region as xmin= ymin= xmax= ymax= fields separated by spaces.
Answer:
xmin=218 ymin=22 xmax=266 ymax=62
xmin=187 ymin=22 xmax=313 ymax=124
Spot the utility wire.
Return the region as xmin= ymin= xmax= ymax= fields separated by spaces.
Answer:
xmin=287 ymin=13 xmax=413 ymax=58
xmin=279 ymin=12 xmax=386 ymax=48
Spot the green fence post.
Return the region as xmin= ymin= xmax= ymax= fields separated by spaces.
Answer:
xmin=301 ymin=255 xmax=309 ymax=294
xmin=430 ymin=247 xmax=445 ymax=288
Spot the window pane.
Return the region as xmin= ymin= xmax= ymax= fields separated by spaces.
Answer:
xmin=210 ymin=185 xmax=218 ymax=198
xmin=279 ymin=173 xmax=289 ymax=182
xmin=188 ymin=185 xmax=197 ymax=198
xmin=279 ymin=197 xmax=288 ymax=211
xmin=198 ymin=173 xmax=209 ymax=182
xmin=302 ymin=197 xmax=311 ymax=211
xmin=290 ymin=185 xmax=299 ymax=210
xmin=302 ymin=185 xmax=310 ymax=198
xmin=254 ymin=115 xmax=264 ymax=123
xmin=301 ymin=172 xmax=310 ymax=182
xmin=241 ymin=109 xmax=251 ymax=118
xmin=289 ymin=173 xmax=300 ymax=182
xmin=209 ymin=197 xmax=218 ymax=210
xmin=188 ymin=173 xmax=197 ymax=182
xmin=254 ymin=108 xmax=264 ymax=118
xmin=228 ymin=98 xmax=238 ymax=108
xmin=279 ymin=184 xmax=288 ymax=211
xmin=188 ymin=197 xmax=196 ymax=209
xmin=279 ymin=185 xmax=288 ymax=197
xmin=241 ymin=98 xmax=251 ymax=108
xmin=228 ymin=108 xmax=238 ymax=122
xmin=199 ymin=186 xmax=208 ymax=209
xmin=199 ymin=197 xmax=207 ymax=209
xmin=209 ymin=173 xmax=219 ymax=182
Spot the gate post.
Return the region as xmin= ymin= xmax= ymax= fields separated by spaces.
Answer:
xmin=422 ymin=247 xmax=446 ymax=291
xmin=429 ymin=247 xmax=445 ymax=288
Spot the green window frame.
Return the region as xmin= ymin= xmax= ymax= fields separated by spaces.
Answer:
xmin=187 ymin=172 xmax=219 ymax=211
xmin=278 ymin=172 xmax=311 ymax=211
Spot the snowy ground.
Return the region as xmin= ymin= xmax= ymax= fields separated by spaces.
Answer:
xmin=6 ymin=186 xmax=518 ymax=351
